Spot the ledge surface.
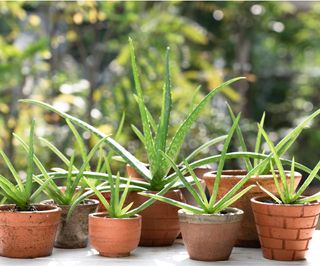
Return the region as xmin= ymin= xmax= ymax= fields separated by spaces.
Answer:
xmin=1 ymin=231 xmax=319 ymax=266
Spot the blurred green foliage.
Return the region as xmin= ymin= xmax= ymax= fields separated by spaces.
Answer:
xmin=0 ymin=1 xmax=319 ymax=179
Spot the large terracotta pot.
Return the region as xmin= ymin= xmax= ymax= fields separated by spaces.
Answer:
xmin=43 ymin=199 xmax=99 ymax=248
xmin=89 ymin=212 xmax=141 ymax=257
xmin=251 ymin=196 xmax=320 ymax=261
xmin=126 ymin=190 xmax=184 ymax=246
xmin=203 ymin=170 xmax=302 ymax=247
xmin=0 ymin=204 xmax=61 ymax=258
xmin=178 ymin=208 xmax=243 ymax=261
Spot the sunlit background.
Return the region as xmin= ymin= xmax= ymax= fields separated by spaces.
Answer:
xmin=0 ymin=1 xmax=319 ymax=186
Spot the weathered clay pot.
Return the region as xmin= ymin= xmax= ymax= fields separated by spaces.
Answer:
xmin=178 ymin=208 xmax=243 ymax=261
xmin=126 ymin=190 xmax=184 ymax=246
xmin=43 ymin=199 xmax=99 ymax=248
xmin=203 ymin=170 xmax=302 ymax=247
xmin=0 ymin=204 xmax=61 ymax=258
xmin=251 ymin=196 xmax=320 ymax=261
xmin=89 ymin=212 xmax=141 ymax=257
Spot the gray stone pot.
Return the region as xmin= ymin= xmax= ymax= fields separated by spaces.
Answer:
xmin=43 ymin=199 xmax=99 ymax=248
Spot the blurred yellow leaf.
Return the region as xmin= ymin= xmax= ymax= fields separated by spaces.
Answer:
xmin=66 ymin=30 xmax=77 ymax=42
xmin=73 ymin=13 xmax=83 ymax=25
xmin=89 ymin=9 xmax=98 ymax=24
xmin=0 ymin=103 xmax=9 ymax=113
xmin=29 ymin=14 xmax=41 ymax=26
xmin=98 ymin=11 xmax=107 ymax=21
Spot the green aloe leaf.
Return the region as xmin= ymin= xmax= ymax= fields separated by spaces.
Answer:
xmin=293 ymin=161 xmax=320 ymax=201
xmin=131 ymin=124 xmax=146 ymax=145
xmin=258 ymin=123 xmax=289 ymax=202
xmin=166 ymin=77 xmax=245 ymax=169
xmin=256 ymin=182 xmax=282 ymax=204
xmin=253 ymin=112 xmax=265 ymax=167
xmin=226 ymin=103 xmax=253 ymax=170
xmin=19 ymin=99 xmax=152 ymax=181
xmin=213 ymin=184 xmax=256 ymax=213
xmin=139 ymin=191 xmax=203 ymax=214
xmin=184 ymin=135 xmax=227 ymax=162
xmin=129 ymin=38 xmax=157 ymax=179
xmin=155 ymin=47 xmax=172 ymax=177
xmin=23 ymin=119 xmax=35 ymax=202
xmin=66 ymin=119 xmax=88 ymax=166
xmin=209 ymin=114 xmax=241 ymax=207
xmin=161 ymin=151 xmax=207 ymax=210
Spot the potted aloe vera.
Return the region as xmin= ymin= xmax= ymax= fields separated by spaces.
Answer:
xmin=15 ymin=120 xmax=111 ymax=249
xmin=119 ymin=39 xmax=243 ymax=246
xmin=0 ymin=121 xmax=61 ymax=258
xmin=83 ymin=159 xmax=144 ymax=257
xmin=140 ymin=114 xmax=271 ymax=261
xmin=20 ymin=38 xmax=244 ymax=246
xmin=251 ymin=123 xmax=320 ymax=261
xmin=201 ymin=105 xmax=320 ymax=247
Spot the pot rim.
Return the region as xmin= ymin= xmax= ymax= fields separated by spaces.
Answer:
xmin=89 ymin=212 xmax=141 ymax=220
xmin=42 ymin=198 xmax=99 ymax=208
xmin=178 ymin=207 xmax=244 ymax=217
xmin=251 ymin=195 xmax=320 ymax=207
xmin=0 ymin=203 xmax=61 ymax=214
xmin=203 ymin=169 xmax=302 ymax=180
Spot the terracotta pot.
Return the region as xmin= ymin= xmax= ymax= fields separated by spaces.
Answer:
xmin=126 ymin=190 xmax=184 ymax=246
xmin=178 ymin=208 xmax=243 ymax=261
xmin=89 ymin=212 xmax=141 ymax=257
xmin=251 ymin=196 xmax=320 ymax=261
xmin=0 ymin=204 xmax=61 ymax=258
xmin=203 ymin=170 xmax=302 ymax=247
xmin=43 ymin=199 xmax=99 ymax=248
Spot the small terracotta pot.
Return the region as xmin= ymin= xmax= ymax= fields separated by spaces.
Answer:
xmin=179 ymin=208 xmax=243 ymax=261
xmin=0 ymin=204 xmax=61 ymax=258
xmin=251 ymin=196 xmax=320 ymax=261
xmin=53 ymin=199 xmax=99 ymax=248
xmin=126 ymin=190 xmax=184 ymax=246
xmin=89 ymin=212 xmax=141 ymax=257
xmin=203 ymin=170 xmax=302 ymax=247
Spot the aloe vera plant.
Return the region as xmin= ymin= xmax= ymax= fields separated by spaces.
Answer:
xmin=140 ymin=114 xmax=273 ymax=214
xmin=256 ymin=123 xmax=320 ymax=205
xmin=164 ymin=106 xmax=320 ymax=183
xmin=19 ymin=39 xmax=244 ymax=192
xmin=0 ymin=120 xmax=49 ymax=210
